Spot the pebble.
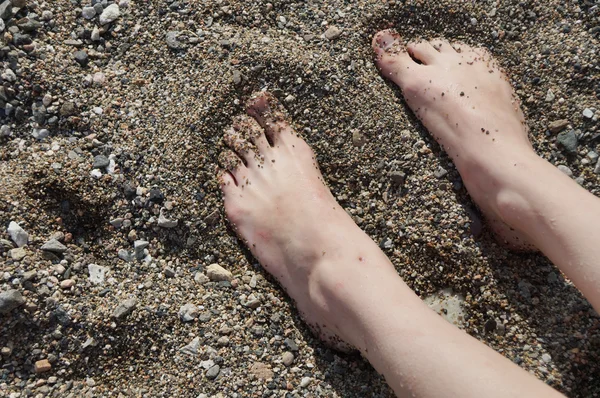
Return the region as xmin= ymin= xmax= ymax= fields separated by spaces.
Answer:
xmin=74 ymin=50 xmax=89 ymax=67
xmin=434 ymin=166 xmax=448 ymax=179
xmin=548 ymin=119 xmax=569 ymax=134
xmin=180 ymin=336 xmax=201 ymax=356
xmin=282 ymin=351 xmax=294 ymax=366
xmin=300 ymin=377 xmax=312 ymax=388
xmin=324 ymin=26 xmax=342 ymax=40
xmin=206 ymin=365 xmax=220 ymax=380
xmin=60 ymin=279 xmax=75 ymax=289
xmin=9 ymin=247 xmax=26 ymax=261
xmin=594 ymin=159 xmax=600 ymax=175
xmin=81 ymin=6 xmax=96 ymax=19
xmin=206 ymin=264 xmax=233 ymax=282
xmin=179 ymin=303 xmax=199 ymax=322
xmin=582 ymin=108 xmax=594 ymax=119
xmin=7 ymin=221 xmax=28 ymax=247
xmin=284 ymin=338 xmax=299 ymax=352
xmin=389 ymin=170 xmax=406 ymax=186
xmin=93 ymin=154 xmax=109 ymax=169
xmin=545 ymin=89 xmax=555 ymax=102
xmin=0 ymin=289 xmax=25 ymax=314
xmin=166 ymin=31 xmax=183 ymax=50
xmin=542 ymin=353 xmax=552 ymax=363
xmin=556 ymin=130 xmax=578 ymax=154
xmin=557 ymin=165 xmax=573 ymax=177
xmin=92 ymin=72 xmax=106 ymax=86
xmin=250 ymin=362 xmax=274 ymax=380
xmin=157 ymin=211 xmax=178 ymax=228
xmin=134 ymin=240 xmax=149 ymax=260
xmin=40 ymin=239 xmax=67 ymax=254
xmin=88 ymin=264 xmax=106 ymax=284
xmin=99 ymin=4 xmax=121 ymax=25
xmin=112 ymin=298 xmax=137 ymax=320
xmin=34 ymin=359 xmax=52 ymax=374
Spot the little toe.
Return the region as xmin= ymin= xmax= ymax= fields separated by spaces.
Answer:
xmin=218 ymin=168 xmax=238 ymax=195
xmin=247 ymin=92 xmax=293 ymax=146
xmin=407 ymin=40 xmax=441 ymax=64
xmin=234 ymin=115 xmax=271 ymax=156
xmin=218 ymin=149 xmax=249 ymax=187
xmin=372 ymin=30 xmax=421 ymax=90
xmin=223 ymin=127 xmax=261 ymax=167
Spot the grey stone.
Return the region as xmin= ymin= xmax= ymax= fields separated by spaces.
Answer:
xmin=206 ymin=365 xmax=220 ymax=380
xmin=583 ymin=108 xmax=594 ymax=119
xmin=544 ymin=89 xmax=555 ymax=102
xmin=99 ymin=4 xmax=120 ymax=25
xmin=166 ymin=31 xmax=182 ymax=50
xmin=82 ymin=6 xmax=97 ymax=19
xmin=434 ymin=166 xmax=448 ymax=179
xmin=40 ymin=239 xmax=67 ymax=253
xmin=557 ymin=165 xmax=573 ymax=177
xmin=74 ymin=50 xmax=89 ymax=67
xmin=88 ymin=264 xmax=106 ymax=284
xmin=282 ymin=351 xmax=294 ymax=366
xmin=92 ymin=155 xmax=109 ymax=169
xmin=112 ymin=298 xmax=137 ymax=319
xmin=179 ymin=303 xmax=199 ymax=322
xmin=0 ymin=289 xmax=25 ymax=314
xmin=16 ymin=17 xmax=41 ymax=32
xmin=556 ymin=130 xmax=578 ymax=154
xmin=594 ymin=159 xmax=600 ymax=175
xmin=118 ymin=249 xmax=134 ymax=262
xmin=0 ymin=1 xmax=12 ymax=20
xmin=180 ymin=336 xmax=201 ymax=356
xmin=324 ymin=26 xmax=342 ymax=40
xmin=157 ymin=211 xmax=177 ymax=228
xmin=389 ymin=170 xmax=406 ymax=186
xmin=9 ymin=247 xmax=26 ymax=261
xmin=134 ymin=240 xmax=149 ymax=260
xmin=7 ymin=221 xmax=28 ymax=247
xmin=284 ymin=338 xmax=299 ymax=352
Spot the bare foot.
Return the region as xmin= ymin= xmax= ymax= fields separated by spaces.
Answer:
xmin=218 ymin=92 xmax=393 ymax=350
xmin=372 ymin=30 xmax=538 ymax=249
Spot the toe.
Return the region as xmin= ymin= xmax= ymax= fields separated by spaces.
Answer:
xmin=407 ymin=40 xmax=441 ymax=64
xmin=430 ymin=38 xmax=455 ymax=54
xmin=233 ymin=115 xmax=271 ymax=156
xmin=372 ymin=30 xmax=421 ymax=90
xmin=218 ymin=149 xmax=249 ymax=186
xmin=223 ymin=127 xmax=261 ymax=167
xmin=246 ymin=92 xmax=293 ymax=147
xmin=218 ymin=168 xmax=238 ymax=195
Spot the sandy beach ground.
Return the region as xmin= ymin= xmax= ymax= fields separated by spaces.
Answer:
xmin=1 ymin=0 xmax=599 ymax=396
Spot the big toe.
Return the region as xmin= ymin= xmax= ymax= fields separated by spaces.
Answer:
xmin=372 ymin=30 xmax=421 ymax=89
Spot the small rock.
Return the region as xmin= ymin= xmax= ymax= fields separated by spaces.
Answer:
xmin=594 ymin=159 xmax=600 ymax=175
xmin=148 ymin=188 xmax=164 ymax=203
xmin=7 ymin=222 xmax=28 ymax=247
xmin=434 ymin=166 xmax=448 ymax=179
xmin=88 ymin=264 xmax=106 ymax=284
xmin=300 ymin=377 xmax=312 ymax=388
xmin=284 ymin=338 xmax=299 ymax=352
xmin=206 ymin=365 xmax=220 ymax=380
xmin=282 ymin=352 xmax=294 ymax=366
xmin=179 ymin=303 xmax=199 ymax=322
xmin=166 ymin=31 xmax=182 ymax=50
xmin=9 ymin=247 xmax=26 ymax=261
xmin=91 ymin=26 xmax=101 ymax=41
xmin=60 ymin=102 xmax=76 ymax=116
xmin=0 ymin=0 xmax=12 ymax=20
xmin=556 ymin=130 xmax=578 ymax=154
xmin=548 ymin=119 xmax=569 ymax=133
xmin=545 ymin=89 xmax=555 ymax=102
xmin=92 ymin=155 xmax=109 ymax=169
xmin=40 ymin=239 xmax=67 ymax=254
xmin=82 ymin=6 xmax=96 ymax=19
xmin=324 ymin=26 xmax=342 ymax=40
xmin=164 ymin=267 xmax=175 ymax=278
xmin=133 ymin=240 xmax=149 ymax=260
xmin=157 ymin=211 xmax=177 ymax=228
xmin=583 ymin=108 xmax=594 ymax=119
xmin=16 ymin=17 xmax=42 ymax=32
xmin=0 ymin=289 xmax=25 ymax=314
xmin=541 ymin=353 xmax=552 ymax=363
xmin=232 ymin=70 xmax=242 ymax=85
xmin=60 ymin=279 xmax=75 ymax=289
xmin=557 ymin=165 xmax=573 ymax=177
xmin=74 ymin=50 xmax=89 ymax=67
xmin=92 ymin=72 xmax=106 ymax=86
xmin=99 ymin=4 xmax=120 ymax=25
xmin=250 ymin=362 xmax=274 ymax=380
xmin=180 ymin=336 xmax=201 ymax=356
xmin=217 ymin=336 xmax=229 ymax=346
xmin=352 ymin=130 xmax=365 ymax=147
xmin=206 ymin=264 xmax=232 ymax=282
xmin=389 ymin=170 xmax=406 ymax=186
xmin=34 ymin=359 xmax=51 ymax=374
xmin=112 ymin=298 xmax=137 ymax=320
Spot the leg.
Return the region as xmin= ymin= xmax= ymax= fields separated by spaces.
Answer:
xmin=218 ymin=92 xmax=562 ymax=397
xmin=373 ymin=30 xmax=600 ymax=312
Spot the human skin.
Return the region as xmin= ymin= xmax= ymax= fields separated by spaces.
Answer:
xmin=215 ymin=29 xmax=600 ymax=397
